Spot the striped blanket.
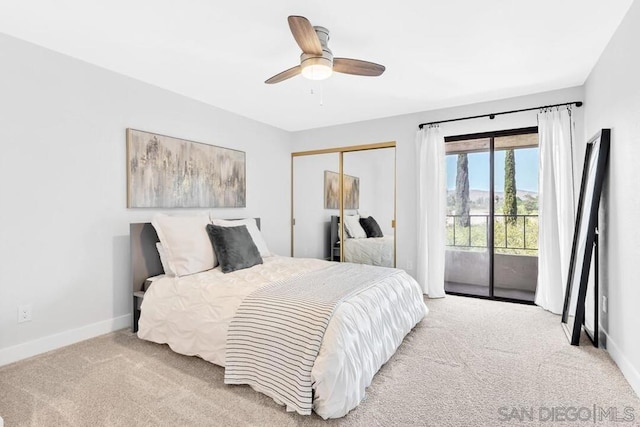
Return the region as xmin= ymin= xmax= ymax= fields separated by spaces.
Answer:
xmin=224 ymin=262 xmax=399 ymax=415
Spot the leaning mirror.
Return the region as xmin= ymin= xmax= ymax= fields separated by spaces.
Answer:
xmin=583 ymin=244 xmax=599 ymax=346
xmin=562 ymin=129 xmax=610 ymax=345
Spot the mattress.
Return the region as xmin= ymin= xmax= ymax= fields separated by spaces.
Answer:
xmin=137 ymin=256 xmax=426 ymax=418
xmin=343 ymin=235 xmax=394 ymax=267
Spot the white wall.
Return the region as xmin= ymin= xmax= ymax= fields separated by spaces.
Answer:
xmin=292 ymin=86 xmax=585 ymax=277
xmin=584 ymin=0 xmax=640 ymax=397
xmin=0 ymin=33 xmax=292 ymax=365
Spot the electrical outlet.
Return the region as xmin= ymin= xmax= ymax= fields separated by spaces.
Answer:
xmin=18 ymin=304 xmax=32 ymax=323
xmin=602 ymin=296 xmax=607 ymax=313
xmin=406 ymin=261 xmax=414 ymax=270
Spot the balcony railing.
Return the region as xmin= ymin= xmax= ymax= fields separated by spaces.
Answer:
xmin=446 ymin=214 xmax=538 ymax=253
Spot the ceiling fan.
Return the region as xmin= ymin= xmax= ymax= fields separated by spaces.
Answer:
xmin=265 ymin=15 xmax=386 ymax=84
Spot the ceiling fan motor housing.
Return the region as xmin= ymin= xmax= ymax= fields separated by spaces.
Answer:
xmin=300 ymin=26 xmax=333 ymax=80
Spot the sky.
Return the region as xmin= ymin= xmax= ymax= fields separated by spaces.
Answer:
xmin=446 ymin=147 xmax=539 ymax=193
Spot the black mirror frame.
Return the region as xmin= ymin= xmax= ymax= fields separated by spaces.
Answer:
xmin=561 ymin=129 xmax=610 ymax=345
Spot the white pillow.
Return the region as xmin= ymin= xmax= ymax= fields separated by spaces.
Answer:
xmin=151 ymin=214 xmax=216 ymax=277
xmin=210 ymin=218 xmax=271 ymax=257
xmin=344 ymin=215 xmax=367 ymax=239
xmin=156 ymin=243 xmax=175 ymax=277
xmin=357 ymin=210 xmax=370 ymax=219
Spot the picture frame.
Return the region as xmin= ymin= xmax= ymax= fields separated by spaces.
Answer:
xmin=126 ymin=129 xmax=246 ymax=208
xmin=561 ymin=129 xmax=610 ymax=345
xmin=324 ymin=170 xmax=359 ymax=210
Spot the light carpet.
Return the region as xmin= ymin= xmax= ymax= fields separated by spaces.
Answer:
xmin=0 ymin=296 xmax=638 ymax=426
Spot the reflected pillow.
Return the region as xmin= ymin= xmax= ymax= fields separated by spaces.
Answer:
xmin=359 ymin=216 xmax=384 ymax=238
xmin=206 ymin=224 xmax=263 ymax=273
xmin=344 ymin=215 xmax=367 ymax=239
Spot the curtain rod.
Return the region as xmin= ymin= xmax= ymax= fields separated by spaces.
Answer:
xmin=418 ymin=101 xmax=583 ymax=129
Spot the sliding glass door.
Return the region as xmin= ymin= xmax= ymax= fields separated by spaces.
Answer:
xmin=445 ymin=128 xmax=539 ymax=303
xmin=445 ymin=137 xmax=491 ymax=297
xmin=493 ymin=132 xmax=539 ymax=301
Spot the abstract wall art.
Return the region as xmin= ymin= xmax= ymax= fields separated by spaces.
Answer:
xmin=127 ymin=129 xmax=246 ymax=208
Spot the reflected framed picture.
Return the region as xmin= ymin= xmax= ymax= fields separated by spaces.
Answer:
xmin=324 ymin=171 xmax=359 ymax=209
xmin=561 ymin=129 xmax=610 ymax=345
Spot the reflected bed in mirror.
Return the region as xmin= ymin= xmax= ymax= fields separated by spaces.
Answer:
xmin=330 ymin=215 xmax=395 ymax=267
xmin=561 ymin=129 xmax=610 ymax=345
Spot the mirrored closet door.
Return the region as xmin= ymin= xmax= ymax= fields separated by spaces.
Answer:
xmin=292 ymin=152 xmax=339 ymax=260
xmin=292 ymin=143 xmax=396 ymax=267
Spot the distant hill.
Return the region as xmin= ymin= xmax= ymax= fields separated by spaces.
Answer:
xmin=448 ymin=189 xmax=537 ymax=202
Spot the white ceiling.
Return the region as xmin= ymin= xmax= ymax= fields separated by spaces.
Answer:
xmin=0 ymin=1 xmax=633 ymax=131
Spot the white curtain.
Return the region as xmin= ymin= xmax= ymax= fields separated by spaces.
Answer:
xmin=416 ymin=126 xmax=446 ymax=298
xmin=536 ymin=107 xmax=575 ymax=314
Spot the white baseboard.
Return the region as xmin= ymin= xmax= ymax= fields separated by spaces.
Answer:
xmin=0 ymin=314 xmax=131 ymax=367
xmin=604 ymin=331 xmax=640 ymax=398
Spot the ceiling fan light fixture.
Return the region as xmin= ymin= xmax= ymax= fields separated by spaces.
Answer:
xmin=264 ymin=17 xmax=385 ymax=84
xmin=300 ymin=55 xmax=333 ymax=81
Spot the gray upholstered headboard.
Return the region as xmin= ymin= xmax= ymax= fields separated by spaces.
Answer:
xmin=130 ymin=218 xmax=261 ymax=293
xmin=130 ymin=223 xmax=163 ymax=293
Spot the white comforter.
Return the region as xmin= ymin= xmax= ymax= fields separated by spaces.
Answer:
xmin=344 ymin=235 xmax=394 ymax=267
xmin=137 ymin=256 xmax=426 ymax=419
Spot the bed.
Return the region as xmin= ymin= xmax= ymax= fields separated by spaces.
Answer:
xmin=330 ymin=215 xmax=395 ymax=267
xmin=131 ymin=218 xmax=426 ymax=419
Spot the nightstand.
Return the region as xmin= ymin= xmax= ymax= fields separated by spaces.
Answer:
xmin=331 ymin=244 xmax=341 ymax=261
xmin=132 ymin=291 xmax=145 ymax=332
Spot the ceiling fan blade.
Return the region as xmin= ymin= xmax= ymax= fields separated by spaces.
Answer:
xmin=265 ymin=65 xmax=301 ymax=84
xmin=288 ymin=15 xmax=322 ymax=55
xmin=333 ymin=58 xmax=386 ymax=77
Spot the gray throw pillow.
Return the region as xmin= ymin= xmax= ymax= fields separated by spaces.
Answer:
xmin=359 ymin=216 xmax=384 ymax=238
xmin=206 ymin=224 xmax=263 ymax=273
